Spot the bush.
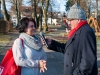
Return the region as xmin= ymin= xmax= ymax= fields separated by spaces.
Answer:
xmin=0 ymin=20 xmax=13 ymax=33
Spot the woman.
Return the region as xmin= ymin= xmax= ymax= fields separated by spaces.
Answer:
xmin=12 ymin=17 xmax=47 ymax=75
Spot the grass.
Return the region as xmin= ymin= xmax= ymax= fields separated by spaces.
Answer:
xmin=0 ymin=33 xmax=12 ymax=50
xmin=97 ymin=37 xmax=100 ymax=50
xmin=97 ymin=37 xmax=100 ymax=41
xmin=0 ymin=46 xmax=3 ymax=50
xmin=0 ymin=33 xmax=12 ymax=41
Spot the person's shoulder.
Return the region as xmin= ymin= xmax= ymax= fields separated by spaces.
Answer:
xmin=14 ymin=38 xmax=21 ymax=42
xmin=81 ymin=24 xmax=94 ymax=33
xmin=80 ymin=24 xmax=95 ymax=38
xmin=14 ymin=38 xmax=23 ymax=45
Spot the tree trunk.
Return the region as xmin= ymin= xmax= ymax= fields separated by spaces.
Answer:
xmin=96 ymin=0 xmax=98 ymax=19
xmin=38 ymin=8 xmax=43 ymax=31
xmin=87 ymin=0 xmax=91 ymax=19
xmin=18 ymin=0 xmax=22 ymax=20
xmin=1 ymin=0 xmax=9 ymax=21
xmin=34 ymin=0 xmax=37 ymax=20
xmin=15 ymin=0 xmax=20 ymax=28
xmin=80 ymin=0 xmax=87 ymax=15
xmin=74 ymin=0 xmax=80 ymax=5
xmin=43 ymin=0 xmax=49 ymax=33
xmin=31 ymin=0 xmax=38 ymax=28
xmin=51 ymin=7 xmax=53 ymax=25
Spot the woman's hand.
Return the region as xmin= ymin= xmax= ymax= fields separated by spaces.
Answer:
xmin=39 ymin=60 xmax=47 ymax=73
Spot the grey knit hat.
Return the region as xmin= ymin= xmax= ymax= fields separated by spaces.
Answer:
xmin=67 ymin=4 xmax=86 ymax=20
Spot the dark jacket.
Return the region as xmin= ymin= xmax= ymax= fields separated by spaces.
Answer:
xmin=48 ymin=24 xmax=98 ymax=75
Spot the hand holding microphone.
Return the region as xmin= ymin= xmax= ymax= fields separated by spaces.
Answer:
xmin=39 ymin=32 xmax=52 ymax=48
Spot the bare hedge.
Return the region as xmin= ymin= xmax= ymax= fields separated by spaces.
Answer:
xmin=0 ymin=20 xmax=13 ymax=33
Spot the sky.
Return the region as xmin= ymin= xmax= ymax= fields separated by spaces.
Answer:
xmin=5 ymin=0 xmax=66 ymax=12
xmin=58 ymin=0 xmax=66 ymax=12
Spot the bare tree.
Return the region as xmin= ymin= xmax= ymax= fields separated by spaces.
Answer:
xmin=6 ymin=0 xmax=23 ymax=25
xmin=1 ymin=0 xmax=10 ymax=21
xmin=29 ymin=0 xmax=40 ymax=28
xmin=48 ymin=0 xmax=60 ymax=25
xmin=31 ymin=0 xmax=37 ymax=20
xmin=38 ymin=7 xmax=43 ymax=31
xmin=74 ymin=0 xmax=80 ymax=5
xmin=41 ymin=0 xmax=50 ymax=32
xmin=96 ymin=0 xmax=98 ymax=19
xmin=86 ymin=0 xmax=92 ymax=19
xmin=29 ymin=0 xmax=59 ymax=32
xmin=49 ymin=4 xmax=53 ymax=25
xmin=39 ymin=0 xmax=59 ymax=32
xmin=80 ymin=0 xmax=87 ymax=15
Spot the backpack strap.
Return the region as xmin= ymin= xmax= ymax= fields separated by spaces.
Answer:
xmin=19 ymin=38 xmax=24 ymax=47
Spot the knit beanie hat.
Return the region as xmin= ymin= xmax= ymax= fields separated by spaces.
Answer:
xmin=67 ymin=4 xmax=86 ymax=20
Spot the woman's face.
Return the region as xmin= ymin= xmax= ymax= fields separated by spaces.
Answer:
xmin=25 ymin=21 xmax=36 ymax=36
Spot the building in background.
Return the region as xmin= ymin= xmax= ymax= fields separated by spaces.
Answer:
xmin=10 ymin=6 xmax=33 ymax=26
xmin=10 ymin=5 xmax=67 ymax=26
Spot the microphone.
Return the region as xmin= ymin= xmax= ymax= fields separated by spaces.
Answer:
xmin=39 ymin=31 xmax=49 ymax=48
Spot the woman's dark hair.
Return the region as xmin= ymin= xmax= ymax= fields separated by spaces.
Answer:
xmin=18 ymin=17 xmax=36 ymax=33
